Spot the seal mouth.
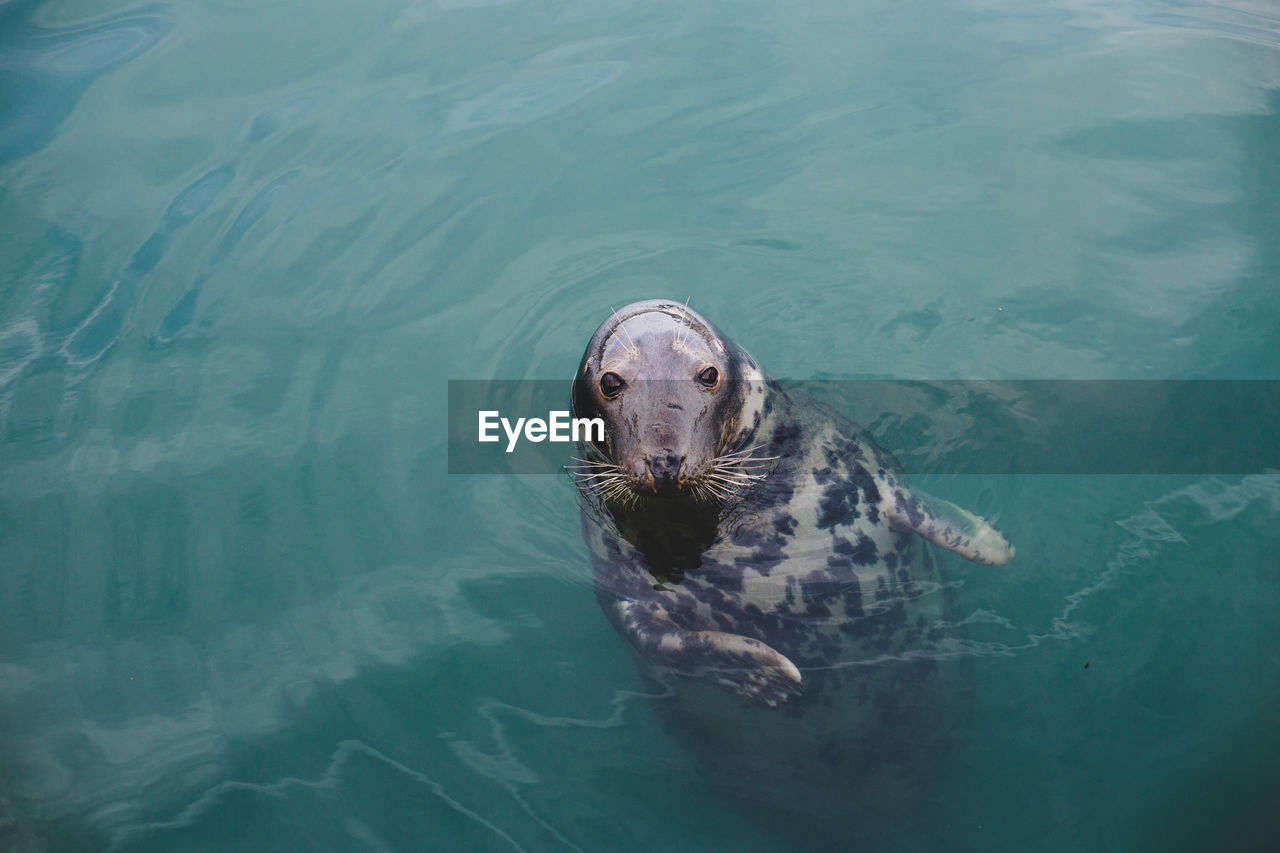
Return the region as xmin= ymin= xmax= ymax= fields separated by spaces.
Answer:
xmin=646 ymin=475 xmax=682 ymax=495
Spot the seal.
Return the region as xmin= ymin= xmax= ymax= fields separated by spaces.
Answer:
xmin=569 ymin=299 xmax=1014 ymax=826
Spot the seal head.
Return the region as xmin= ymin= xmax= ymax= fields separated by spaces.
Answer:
xmin=571 ymin=300 xmax=767 ymax=499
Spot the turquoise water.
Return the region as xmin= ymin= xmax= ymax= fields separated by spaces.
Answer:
xmin=3 ymin=0 xmax=1280 ymax=849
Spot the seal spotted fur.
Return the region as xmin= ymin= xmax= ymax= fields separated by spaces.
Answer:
xmin=569 ymin=300 xmax=1014 ymax=823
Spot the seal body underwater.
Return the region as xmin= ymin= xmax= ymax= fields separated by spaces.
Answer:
xmin=570 ymin=299 xmax=1014 ymax=830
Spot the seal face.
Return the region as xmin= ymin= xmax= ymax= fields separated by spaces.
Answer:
xmin=571 ymin=300 xmax=1015 ymax=814
xmin=571 ymin=300 xmax=768 ymax=502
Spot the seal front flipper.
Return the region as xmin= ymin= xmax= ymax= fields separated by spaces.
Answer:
xmin=884 ymin=483 xmax=1015 ymax=566
xmin=613 ymin=599 xmax=802 ymax=706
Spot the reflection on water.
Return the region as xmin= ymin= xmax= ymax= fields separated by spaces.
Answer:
xmin=2 ymin=0 xmax=1280 ymax=850
xmin=5 ymin=562 xmax=509 ymax=848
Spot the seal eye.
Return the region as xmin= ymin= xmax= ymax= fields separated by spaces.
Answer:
xmin=599 ymin=372 xmax=625 ymax=398
xmin=696 ymin=366 xmax=719 ymax=388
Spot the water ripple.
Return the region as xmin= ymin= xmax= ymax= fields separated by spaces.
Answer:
xmin=848 ymin=473 xmax=1280 ymax=668
xmin=444 ymin=62 xmax=628 ymax=133
xmin=60 ymin=166 xmax=235 ymax=366
xmin=0 ymin=11 xmax=170 ymax=165
xmin=105 ymin=739 xmax=527 ymax=853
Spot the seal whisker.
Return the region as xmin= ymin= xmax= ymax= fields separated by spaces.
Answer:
xmin=708 ymin=463 xmax=770 ymax=479
xmin=728 ymin=459 xmax=778 ymax=470
xmin=712 ymin=471 xmax=766 ymax=482
xmin=591 ymin=474 xmax=628 ymax=488
xmin=692 ymin=482 xmax=722 ymax=505
xmin=611 ymin=305 xmax=640 ymax=356
xmin=706 ymin=469 xmax=765 ymax=479
xmin=712 ymin=454 xmax=780 ymax=468
xmin=676 ymin=296 xmax=693 ymax=348
xmin=702 ymin=477 xmax=757 ymax=490
xmin=574 ymin=475 xmax=610 ymax=492
xmin=697 ymin=480 xmax=735 ymax=501
xmin=567 ymin=468 xmax=624 ymax=482
xmin=700 ymin=481 xmax=750 ymax=499
xmin=570 ymin=455 xmax=618 ymax=467
xmin=722 ymin=456 xmax=780 ymax=467
xmin=701 ymin=481 xmax=753 ymax=494
xmin=715 ymin=443 xmax=773 ymax=458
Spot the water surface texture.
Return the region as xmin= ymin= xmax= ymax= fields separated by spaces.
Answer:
xmin=2 ymin=0 xmax=1279 ymax=850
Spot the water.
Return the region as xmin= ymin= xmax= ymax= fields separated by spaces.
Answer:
xmin=2 ymin=0 xmax=1278 ymax=850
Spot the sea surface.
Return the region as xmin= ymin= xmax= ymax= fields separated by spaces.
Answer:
xmin=2 ymin=0 xmax=1279 ymax=850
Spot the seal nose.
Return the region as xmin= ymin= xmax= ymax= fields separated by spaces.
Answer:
xmin=647 ymin=452 xmax=684 ymax=494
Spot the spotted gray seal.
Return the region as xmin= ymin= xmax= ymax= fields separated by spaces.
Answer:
xmin=569 ymin=299 xmax=1014 ymax=820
